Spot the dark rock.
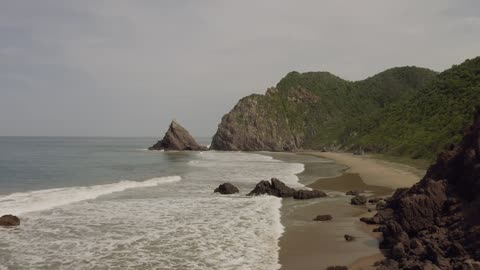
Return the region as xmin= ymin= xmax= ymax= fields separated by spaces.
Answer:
xmin=376 ymin=200 xmax=387 ymax=210
xmin=293 ymin=189 xmax=327 ymax=199
xmin=247 ymin=178 xmax=327 ymax=200
xmin=149 ymin=120 xmax=208 ymax=151
xmin=391 ymin=243 xmax=406 ymax=259
xmin=377 ymin=259 xmax=399 ymax=270
xmin=326 ymin=266 xmax=348 ymax=270
xmin=344 ymin=234 xmax=355 ymax=241
xmin=214 ymin=183 xmax=239 ymax=195
xmin=346 ymin=190 xmax=360 ymax=196
xmin=350 ymin=195 xmax=367 ymax=205
xmin=247 ymin=178 xmax=295 ymax=197
xmin=360 ymin=217 xmax=377 ymax=225
xmin=313 ymin=214 xmax=332 ymax=221
xmin=0 ymin=215 xmax=20 ymax=226
xmin=368 ymin=109 xmax=480 ymax=268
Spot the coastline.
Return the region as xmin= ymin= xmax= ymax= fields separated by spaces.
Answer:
xmin=266 ymin=151 xmax=425 ymax=270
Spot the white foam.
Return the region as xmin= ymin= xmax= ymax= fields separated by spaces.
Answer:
xmin=0 ymin=176 xmax=181 ymax=216
xmin=0 ymin=152 xmax=306 ymax=269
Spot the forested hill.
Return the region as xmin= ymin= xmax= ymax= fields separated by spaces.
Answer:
xmin=211 ymin=57 xmax=480 ymax=159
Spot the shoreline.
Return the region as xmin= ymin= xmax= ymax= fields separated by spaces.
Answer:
xmin=265 ymin=151 xmax=425 ymax=270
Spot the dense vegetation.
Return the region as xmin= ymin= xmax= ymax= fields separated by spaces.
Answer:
xmin=345 ymin=57 xmax=480 ymax=159
xmin=266 ymin=57 xmax=480 ymax=159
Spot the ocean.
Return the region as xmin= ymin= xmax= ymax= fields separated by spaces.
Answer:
xmin=0 ymin=137 xmax=305 ymax=269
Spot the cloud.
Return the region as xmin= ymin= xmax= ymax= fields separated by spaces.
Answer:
xmin=0 ymin=0 xmax=479 ymax=136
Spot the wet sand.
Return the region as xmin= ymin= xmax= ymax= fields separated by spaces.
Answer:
xmin=265 ymin=151 xmax=425 ymax=270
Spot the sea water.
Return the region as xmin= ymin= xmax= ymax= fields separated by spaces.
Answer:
xmin=0 ymin=137 xmax=304 ymax=269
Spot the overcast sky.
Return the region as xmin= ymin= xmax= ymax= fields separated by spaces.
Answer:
xmin=1 ymin=1 xmax=479 ymax=137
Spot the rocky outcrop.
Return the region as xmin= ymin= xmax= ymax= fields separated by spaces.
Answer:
xmin=247 ymin=178 xmax=327 ymax=200
xmin=214 ymin=183 xmax=239 ymax=194
xmin=149 ymin=120 xmax=207 ymax=151
xmin=247 ymin=178 xmax=296 ymax=197
xmin=210 ymin=92 xmax=303 ymax=151
xmin=209 ymin=67 xmax=438 ymax=152
xmin=293 ymin=189 xmax=327 ymax=199
xmin=362 ymin=109 xmax=480 ymax=269
xmin=0 ymin=215 xmax=20 ymax=226
xmin=350 ymin=195 xmax=367 ymax=205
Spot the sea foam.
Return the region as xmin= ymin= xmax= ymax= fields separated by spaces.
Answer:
xmin=0 ymin=176 xmax=181 ymax=216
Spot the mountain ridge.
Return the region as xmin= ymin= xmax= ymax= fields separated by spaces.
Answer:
xmin=211 ymin=57 xmax=480 ymax=159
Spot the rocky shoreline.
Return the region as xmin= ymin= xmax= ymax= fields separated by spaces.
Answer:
xmin=359 ymin=110 xmax=480 ymax=269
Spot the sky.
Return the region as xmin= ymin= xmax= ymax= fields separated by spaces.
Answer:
xmin=0 ymin=0 xmax=479 ymax=137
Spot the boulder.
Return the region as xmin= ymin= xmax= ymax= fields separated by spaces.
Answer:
xmin=293 ymin=189 xmax=327 ymax=199
xmin=313 ymin=214 xmax=332 ymax=221
xmin=214 ymin=183 xmax=239 ymax=194
xmin=344 ymin=234 xmax=355 ymax=241
xmin=0 ymin=215 xmax=20 ymax=226
xmin=247 ymin=178 xmax=328 ymax=200
xmin=350 ymin=195 xmax=367 ymax=205
xmin=247 ymin=178 xmax=295 ymax=197
xmin=346 ymin=190 xmax=360 ymax=196
xmin=149 ymin=120 xmax=208 ymax=151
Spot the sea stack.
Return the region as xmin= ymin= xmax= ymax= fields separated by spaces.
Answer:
xmin=362 ymin=109 xmax=480 ymax=269
xmin=149 ymin=120 xmax=207 ymax=151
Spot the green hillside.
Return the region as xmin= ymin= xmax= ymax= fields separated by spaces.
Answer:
xmin=345 ymin=57 xmax=480 ymax=159
xmin=212 ymin=57 xmax=480 ymax=160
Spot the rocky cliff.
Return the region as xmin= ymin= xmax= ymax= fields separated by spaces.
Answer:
xmin=149 ymin=120 xmax=207 ymax=151
xmin=210 ymin=67 xmax=437 ymax=153
xmin=363 ymin=109 xmax=480 ymax=269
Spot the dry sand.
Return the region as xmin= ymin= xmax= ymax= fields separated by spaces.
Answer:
xmin=312 ymin=152 xmax=425 ymax=188
xmin=271 ymin=151 xmax=426 ymax=270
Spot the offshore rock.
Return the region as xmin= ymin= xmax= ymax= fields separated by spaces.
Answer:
xmin=149 ymin=120 xmax=207 ymax=151
xmin=214 ymin=183 xmax=239 ymax=195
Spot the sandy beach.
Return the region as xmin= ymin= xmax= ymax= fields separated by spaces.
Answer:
xmin=269 ymin=151 xmax=426 ymax=270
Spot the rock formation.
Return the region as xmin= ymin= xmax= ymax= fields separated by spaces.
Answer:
xmin=344 ymin=234 xmax=355 ymax=242
xmin=0 ymin=215 xmax=20 ymax=226
xmin=313 ymin=214 xmax=333 ymax=221
xmin=293 ymin=189 xmax=327 ymax=199
xmin=210 ymin=92 xmax=302 ymax=151
xmin=214 ymin=183 xmax=239 ymax=195
xmin=361 ymin=109 xmax=480 ymax=269
xmin=149 ymin=120 xmax=207 ymax=151
xmin=247 ymin=178 xmax=327 ymax=199
xmin=209 ymin=67 xmax=438 ymax=153
xmin=350 ymin=195 xmax=367 ymax=205
xmin=247 ymin=178 xmax=296 ymax=197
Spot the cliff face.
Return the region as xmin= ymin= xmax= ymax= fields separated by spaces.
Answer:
xmin=365 ymin=110 xmax=480 ymax=269
xmin=210 ymin=87 xmax=314 ymax=151
xmin=211 ymin=67 xmax=437 ymax=152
